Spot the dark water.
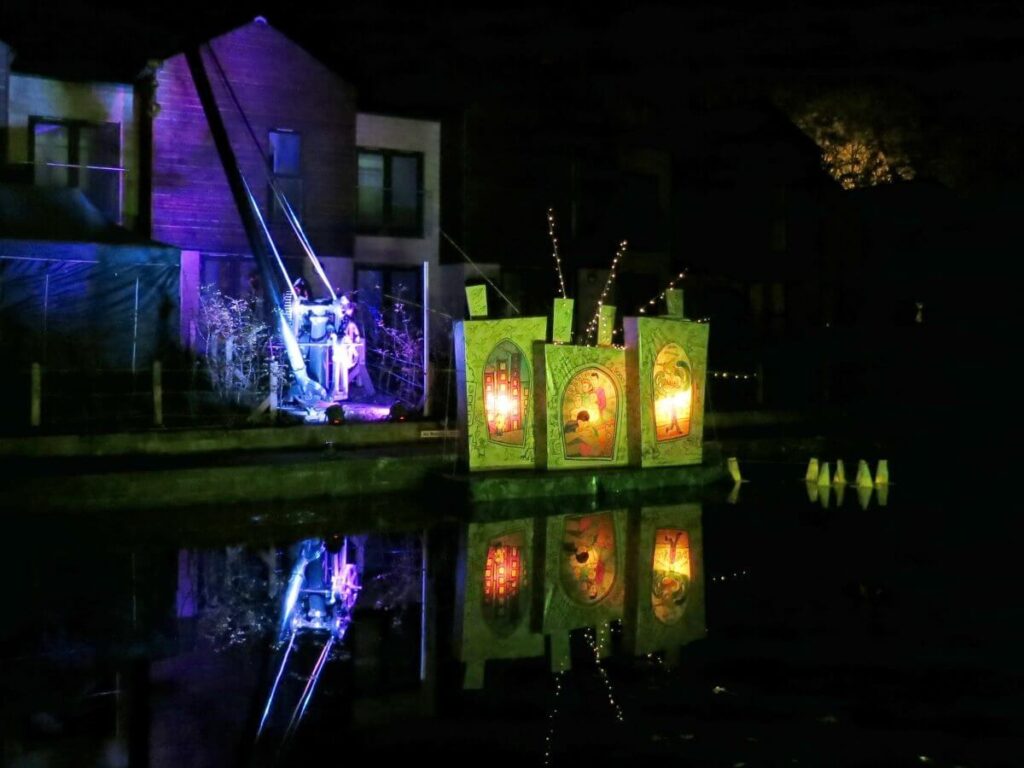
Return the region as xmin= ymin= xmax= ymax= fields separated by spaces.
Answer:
xmin=3 ymin=463 xmax=1022 ymax=767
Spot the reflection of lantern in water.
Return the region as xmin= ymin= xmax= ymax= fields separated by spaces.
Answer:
xmin=559 ymin=513 xmax=617 ymax=605
xmin=482 ymin=533 xmax=526 ymax=635
xmin=651 ymin=528 xmax=691 ymax=624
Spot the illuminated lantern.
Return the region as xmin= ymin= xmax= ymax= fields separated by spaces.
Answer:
xmin=541 ymin=510 xmax=627 ymax=670
xmin=623 ymin=503 xmax=705 ymax=664
xmin=482 ymin=532 xmax=526 ymax=635
xmin=482 ymin=340 xmax=528 ymax=445
xmin=456 ymin=520 xmax=544 ymax=689
xmin=652 ymin=343 xmax=693 ymax=440
xmin=624 ymin=315 xmax=709 ymax=467
xmin=537 ymin=344 xmax=629 ymax=470
xmin=454 ymin=318 xmax=547 ymax=471
xmin=651 ymin=528 xmax=691 ymax=624
xmin=559 ymin=512 xmax=617 ymax=605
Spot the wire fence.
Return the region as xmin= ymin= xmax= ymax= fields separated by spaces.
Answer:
xmin=0 ymin=335 xmax=451 ymax=436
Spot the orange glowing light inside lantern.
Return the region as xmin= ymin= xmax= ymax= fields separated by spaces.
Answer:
xmin=654 ymin=388 xmax=692 ymax=437
xmin=483 ymin=544 xmax=522 ymax=608
xmin=653 ymin=530 xmax=691 ymax=578
xmin=483 ymin=353 xmax=524 ymax=440
xmin=651 ymin=528 xmax=691 ymax=624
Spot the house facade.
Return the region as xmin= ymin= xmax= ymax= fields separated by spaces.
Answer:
xmin=1 ymin=41 xmax=141 ymax=229
xmin=150 ymin=19 xmax=441 ymax=355
xmin=2 ymin=22 xmax=442 ymax=412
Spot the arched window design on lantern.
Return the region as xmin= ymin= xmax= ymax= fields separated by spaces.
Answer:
xmin=651 ymin=528 xmax=691 ymax=624
xmin=482 ymin=340 xmax=529 ymax=446
xmin=560 ymin=366 xmax=619 ymax=460
xmin=653 ymin=343 xmax=693 ymax=442
xmin=559 ymin=513 xmax=617 ymax=605
xmin=482 ymin=531 xmax=527 ymax=635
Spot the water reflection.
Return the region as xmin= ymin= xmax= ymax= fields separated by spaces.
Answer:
xmin=7 ymin=475 xmax=1014 ymax=768
xmin=257 ymin=538 xmax=360 ymax=745
xmin=456 ymin=504 xmax=705 ymax=685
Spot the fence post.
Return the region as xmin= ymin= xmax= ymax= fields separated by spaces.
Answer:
xmin=30 ymin=363 xmax=41 ymax=428
xmin=269 ymin=360 xmax=279 ymax=416
xmin=153 ymin=361 xmax=163 ymax=427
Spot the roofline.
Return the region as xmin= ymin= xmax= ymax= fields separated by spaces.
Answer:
xmin=7 ymin=68 xmax=137 ymax=88
xmin=357 ymin=110 xmax=442 ymax=127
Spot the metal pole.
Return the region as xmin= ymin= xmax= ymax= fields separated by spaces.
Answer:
xmin=42 ymin=272 xmax=49 ymax=364
xmin=152 ymin=361 xmax=163 ymax=427
xmin=422 ymin=260 xmax=430 ymax=416
xmin=269 ymin=360 xmax=279 ymax=416
xmin=283 ymin=636 xmax=333 ymax=742
xmin=131 ymin=276 xmax=140 ymax=373
xmin=30 ymin=363 xmax=41 ymax=427
xmin=257 ymin=630 xmax=296 ymax=738
xmin=420 ymin=530 xmax=428 ymax=681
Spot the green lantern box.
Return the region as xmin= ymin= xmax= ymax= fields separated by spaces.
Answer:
xmin=535 ymin=344 xmax=630 ymax=471
xmin=540 ymin=509 xmax=628 ymax=670
xmin=454 ymin=317 xmax=548 ymax=471
xmin=622 ymin=503 xmax=705 ymax=666
xmin=455 ymin=517 xmax=544 ymax=689
xmin=623 ymin=316 xmax=710 ymax=467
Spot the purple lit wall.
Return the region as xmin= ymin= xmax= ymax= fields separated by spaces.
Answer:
xmin=152 ymin=19 xmax=358 ymax=305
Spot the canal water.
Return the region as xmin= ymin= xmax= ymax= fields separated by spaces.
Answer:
xmin=2 ymin=462 xmax=1021 ymax=767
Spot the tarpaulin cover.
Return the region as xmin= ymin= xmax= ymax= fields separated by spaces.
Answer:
xmin=0 ymin=239 xmax=180 ymax=370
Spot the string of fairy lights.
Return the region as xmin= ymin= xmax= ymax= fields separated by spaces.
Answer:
xmin=586 ymin=625 xmax=625 ymax=722
xmin=540 ymin=209 xmax=765 ymax=383
xmin=638 ymin=271 xmax=687 ymax=315
xmin=547 ymin=208 xmax=567 ymax=299
xmin=710 ymin=370 xmax=757 ymax=381
xmin=542 ymin=670 xmax=564 ymax=767
xmin=584 ymin=240 xmax=628 ymax=344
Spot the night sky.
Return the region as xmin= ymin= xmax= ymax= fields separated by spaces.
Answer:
xmin=4 ymin=2 xmax=1024 ymax=192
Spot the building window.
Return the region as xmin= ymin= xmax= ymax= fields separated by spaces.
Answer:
xmin=269 ymin=129 xmax=303 ymax=225
xmin=357 ymin=149 xmax=424 ymax=237
xmin=29 ymin=117 xmax=121 ymax=223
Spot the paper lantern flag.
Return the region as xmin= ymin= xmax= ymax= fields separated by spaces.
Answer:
xmin=664 ymin=289 xmax=684 ymax=318
xmin=552 ymin=298 xmax=574 ymax=344
xmin=598 ymin=304 xmax=616 ymax=347
xmin=465 ymin=285 xmax=489 ymax=318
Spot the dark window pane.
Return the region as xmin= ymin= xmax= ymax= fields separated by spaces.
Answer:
xmin=269 ymin=130 xmax=301 ymax=176
xmin=79 ymin=123 xmax=121 ymax=222
xmin=390 ymin=155 xmax=420 ymax=232
xmin=33 ymin=122 xmax=69 ymax=187
xmin=357 ymin=152 xmax=385 ymax=227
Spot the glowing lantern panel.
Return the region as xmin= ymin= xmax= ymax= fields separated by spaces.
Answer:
xmin=653 ymin=343 xmax=693 ymax=441
xmin=483 ymin=340 xmax=528 ymax=446
xmin=651 ymin=528 xmax=691 ymax=624
xmin=560 ymin=513 xmax=617 ymax=605
xmin=560 ymin=367 xmax=619 ymax=460
xmin=482 ymin=532 xmax=526 ymax=635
